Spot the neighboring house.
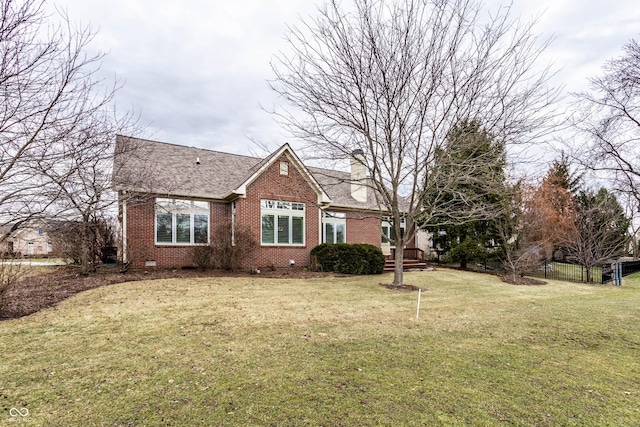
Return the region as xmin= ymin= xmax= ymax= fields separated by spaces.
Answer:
xmin=414 ymin=229 xmax=437 ymax=259
xmin=0 ymin=221 xmax=54 ymax=257
xmin=114 ymin=136 xmax=418 ymax=269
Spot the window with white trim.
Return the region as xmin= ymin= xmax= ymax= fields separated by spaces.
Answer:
xmin=155 ymin=198 xmax=209 ymax=245
xmin=261 ymin=200 xmax=305 ymax=245
xmin=322 ymin=211 xmax=346 ymax=244
xmin=381 ymin=216 xmax=405 ymax=247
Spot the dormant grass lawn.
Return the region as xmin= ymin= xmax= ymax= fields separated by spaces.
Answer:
xmin=1 ymin=269 xmax=639 ymax=426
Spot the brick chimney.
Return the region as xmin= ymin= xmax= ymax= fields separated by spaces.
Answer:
xmin=350 ymin=149 xmax=367 ymax=202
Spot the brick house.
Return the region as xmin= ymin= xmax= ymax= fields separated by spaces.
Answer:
xmin=114 ymin=136 xmax=417 ymax=269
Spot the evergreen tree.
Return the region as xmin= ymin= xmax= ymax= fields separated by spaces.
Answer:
xmin=425 ymin=120 xmax=508 ymax=269
xmin=542 ymin=152 xmax=582 ymax=194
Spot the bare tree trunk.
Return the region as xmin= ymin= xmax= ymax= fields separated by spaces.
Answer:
xmin=392 ymin=244 xmax=404 ymax=286
xmin=80 ymin=220 xmax=90 ymax=274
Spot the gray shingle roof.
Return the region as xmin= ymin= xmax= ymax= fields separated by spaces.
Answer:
xmin=114 ymin=136 xmax=382 ymax=211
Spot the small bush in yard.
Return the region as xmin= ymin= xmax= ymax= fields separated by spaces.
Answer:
xmin=191 ymin=245 xmax=215 ymax=270
xmin=310 ymin=243 xmax=339 ymax=272
xmin=191 ymin=222 xmax=257 ymax=271
xmin=311 ymin=243 xmax=384 ymax=274
xmin=0 ymin=259 xmax=23 ymax=312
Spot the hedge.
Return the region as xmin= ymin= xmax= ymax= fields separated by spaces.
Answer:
xmin=310 ymin=243 xmax=385 ymax=274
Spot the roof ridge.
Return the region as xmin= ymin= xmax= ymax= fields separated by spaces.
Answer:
xmin=117 ymin=134 xmax=263 ymax=161
xmin=307 ymin=165 xmax=350 ymax=177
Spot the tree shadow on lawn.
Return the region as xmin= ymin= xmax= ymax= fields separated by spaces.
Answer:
xmin=498 ymin=274 xmax=547 ymax=286
xmin=380 ymin=283 xmax=423 ymax=292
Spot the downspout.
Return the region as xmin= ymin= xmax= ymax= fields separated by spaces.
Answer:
xmin=122 ymin=199 xmax=127 ymax=263
xmin=231 ymin=201 xmax=236 ymax=246
xmin=318 ymin=207 xmax=323 ymax=245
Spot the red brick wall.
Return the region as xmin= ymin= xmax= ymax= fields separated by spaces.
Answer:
xmin=234 ymin=153 xmax=321 ymax=268
xmin=340 ymin=210 xmax=417 ymax=249
xmin=123 ymin=196 xmax=230 ymax=269
xmin=345 ymin=211 xmax=382 ymax=246
xmin=321 ymin=209 xmax=382 ymax=247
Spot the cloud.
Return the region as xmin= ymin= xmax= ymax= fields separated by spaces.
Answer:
xmin=53 ymin=0 xmax=640 ymax=160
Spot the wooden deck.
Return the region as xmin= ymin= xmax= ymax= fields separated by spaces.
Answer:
xmin=383 ymin=247 xmax=428 ymax=271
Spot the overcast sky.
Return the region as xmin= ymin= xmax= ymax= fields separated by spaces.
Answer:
xmin=55 ymin=0 xmax=640 ymax=159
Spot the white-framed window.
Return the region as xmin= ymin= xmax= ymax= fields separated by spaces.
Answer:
xmin=381 ymin=216 xmax=405 ymax=247
xmin=155 ymin=198 xmax=209 ymax=245
xmin=261 ymin=200 xmax=305 ymax=246
xmin=322 ymin=211 xmax=346 ymax=244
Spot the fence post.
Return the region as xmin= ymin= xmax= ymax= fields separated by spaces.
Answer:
xmin=613 ymin=262 xmax=623 ymax=286
xmin=544 ymin=260 xmax=547 ymax=279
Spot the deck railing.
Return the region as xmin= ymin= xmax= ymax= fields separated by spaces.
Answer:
xmin=389 ymin=247 xmax=425 ymax=261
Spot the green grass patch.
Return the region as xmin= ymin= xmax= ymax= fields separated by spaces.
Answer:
xmin=1 ymin=270 xmax=639 ymax=426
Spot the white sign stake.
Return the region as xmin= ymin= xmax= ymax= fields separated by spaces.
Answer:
xmin=416 ymin=288 xmax=422 ymax=319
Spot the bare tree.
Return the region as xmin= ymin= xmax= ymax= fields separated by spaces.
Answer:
xmin=48 ymin=216 xmax=118 ymax=267
xmin=561 ymin=188 xmax=629 ymax=283
xmin=493 ymin=183 xmax=538 ymax=282
xmin=619 ymin=192 xmax=640 ymax=258
xmin=574 ymin=38 xmax=640 ymax=212
xmin=41 ymin=111 xmax=139 ymax=273
xmin=0 ymin=0 xmax=122 ymax=242
xmin=270 ymin=0 xmax=560 ymax=285
xmin=0 ymin=259 xmax=23 ymax=313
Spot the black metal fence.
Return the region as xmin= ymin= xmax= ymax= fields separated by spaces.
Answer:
xmin=528 ymin=260 xmax=603 ymax=283
xmin=438 ymin=258 xmax=640 ymax=284
xmin=602 ymin=260 xmax=640 ymax=284
xmin=527 ymin=260 xmax=640 ymax=284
